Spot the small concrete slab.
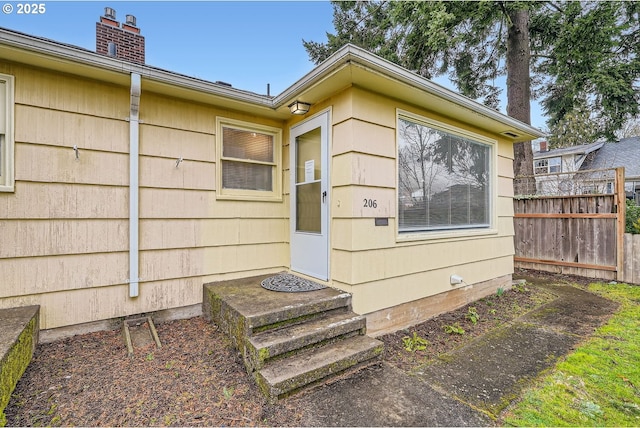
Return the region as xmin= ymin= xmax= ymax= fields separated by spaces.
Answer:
xmin=295 ymin=363 xmax=491 ymax=427
xmin=204 ymin=273 xmax=352 ymax=346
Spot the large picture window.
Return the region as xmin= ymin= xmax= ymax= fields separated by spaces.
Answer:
xmin=398 ymin=115 xmax=492 ymax=233
xmin=0 ymin=74 xmax=14 ymax=192
xmin=216 ymin=118 xmax=282 ymax=200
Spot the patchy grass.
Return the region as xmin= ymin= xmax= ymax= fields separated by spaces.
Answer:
xmin=501 ymin=282 xmax=640 ymax=426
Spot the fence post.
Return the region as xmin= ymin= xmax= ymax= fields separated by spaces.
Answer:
xmin=616 ymin=167 xmax=625 ymax=281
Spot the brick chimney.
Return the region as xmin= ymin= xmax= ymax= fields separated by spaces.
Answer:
xmin=96 ymin=7 xmax=145 ymax=64
xmin=539 ymin=140 xmax=548 ymax=152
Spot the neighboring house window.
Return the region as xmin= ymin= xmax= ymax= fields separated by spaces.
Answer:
xmin=533 ymin=157 xmax=561 ymax=174
xmin=216 ymin=117 xmax=282 ymax=200
xmin=397 ymin=113 xmax=493 ymax=233
xmin=0 ymin=74 xmax=14 ymax=192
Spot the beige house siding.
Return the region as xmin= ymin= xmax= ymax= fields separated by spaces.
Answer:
xmin=326 ymin=87 xmax=516 ymax=330
xmin=0 ymin=35 xmax=547 ymax=338
xmin=0 ymin=62 xmax=289 ymax=329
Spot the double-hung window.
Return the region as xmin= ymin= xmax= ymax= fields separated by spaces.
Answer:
xmin=533 ymin=157 xmax=561 ymax=174
xmin=0 ymin=74 xmax=14 ymax=192
xmin=216 ymin=117 xmax=282 ymax=200
xmin=397 ymin=112 xmax=494 ymax=234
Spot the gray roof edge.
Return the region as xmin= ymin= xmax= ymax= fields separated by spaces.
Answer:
xmin=0 ymin=27 xmax=274 ymax=107
xmin=534 ymin=141 xmax=605 ymax=159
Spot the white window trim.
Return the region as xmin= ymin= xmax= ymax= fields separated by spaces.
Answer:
xmin=396 ymin=109 xmax=498 ymax=242
xmin=534 ymin=157 xmax=561 ymax=174
xmin=0 ymin=74 xmax=15 ymax=193
xmin=215 ymin=117 xmax=282 ymax=201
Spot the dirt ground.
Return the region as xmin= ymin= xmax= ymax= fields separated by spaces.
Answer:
xmin=5 ymin=270 xmax=597 ymax=427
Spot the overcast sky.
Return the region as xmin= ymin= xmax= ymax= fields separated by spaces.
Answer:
xmin=0 ymin=1 xmax=546 ymax=130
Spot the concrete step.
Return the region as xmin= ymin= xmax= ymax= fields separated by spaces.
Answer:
xmin=246 ymin=293 xmax=353 ymax=334
xmin=203 ymin=274 xmax=384 ymax=401
xmin=203 ymin=274 xmax=352 ymax=347
xmin=255 ymin=334 xmax=384 ymax=400
xmin=246 ymin=311 xmax=367 ymax=370
xmin=0 ymin=306 xmax=39 ymax=426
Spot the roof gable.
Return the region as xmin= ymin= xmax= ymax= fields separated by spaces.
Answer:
xmin=579 ymin=137 xmax=640 ymax=178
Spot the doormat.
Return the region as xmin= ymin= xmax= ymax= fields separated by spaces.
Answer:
xmin=261 ymin=273 xmax=327 ymax=293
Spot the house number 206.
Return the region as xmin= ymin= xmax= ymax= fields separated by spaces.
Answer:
xmin=363 ymin=199 xmax=377 ymax=208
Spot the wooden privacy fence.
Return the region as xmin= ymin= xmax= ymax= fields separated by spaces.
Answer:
xmin=622 ymin=233 xmax=640 ymax=284
xmin=513 ymin=167 xmax=626 ymax=281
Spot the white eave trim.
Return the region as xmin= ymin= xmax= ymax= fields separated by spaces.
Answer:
xmin=276 ymin=44 xmax=545 ymax=139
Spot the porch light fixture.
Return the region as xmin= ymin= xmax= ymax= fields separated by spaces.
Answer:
xmin=288 ymin=100 xmax=311 ymax=115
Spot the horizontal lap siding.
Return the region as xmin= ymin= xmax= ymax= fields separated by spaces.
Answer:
xmin=0 ymin=63 xmax=288 ymax=329
xmin=332 ymin=236 xmax=516 ymax=285
xmin=137 ymin=93 xmax=287 ymax=322
xmin=0 ymin=64 xmax=132 ymax=329
xmin=334 ymin=88 xmax=516 ymax=316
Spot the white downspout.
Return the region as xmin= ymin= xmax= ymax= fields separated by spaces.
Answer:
xmin=129 ymin=73 xmax=141 ymax=297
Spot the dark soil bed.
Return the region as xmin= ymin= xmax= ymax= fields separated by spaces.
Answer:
xmin=5 ymin=270 xmax=587 ymax=426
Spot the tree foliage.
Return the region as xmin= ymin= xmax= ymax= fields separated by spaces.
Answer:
xmin=547 ymin=99 xmax=601 ymax=148
xmin=535 ymin=1 xmax=640 ymax=142
xmin=616 ymin=117 xmax=640 ymax=139
xmin=304 ymin=1 xmax=640 ymax=151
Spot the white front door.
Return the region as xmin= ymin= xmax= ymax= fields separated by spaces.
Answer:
xmin=290 ymin=111 xmax=330 ymax=280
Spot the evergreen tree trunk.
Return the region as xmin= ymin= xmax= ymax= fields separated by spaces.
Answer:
xmin=507 ymin=9 xmax=535 ymax=193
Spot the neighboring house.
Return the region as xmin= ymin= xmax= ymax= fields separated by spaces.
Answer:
xmin=579 ymin=137 xmax=640 ymax=203
xmin=533 ymin=141 xmax=605 ymax=173
xmin=0 ymin=10 xmax=543 ymax=339
xmin=532 ymin=141 xmax=605 ymax=195
xmin=532 ymin=138 xmax=640 ymax=200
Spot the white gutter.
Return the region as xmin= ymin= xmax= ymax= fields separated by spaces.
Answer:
xmin=129 ymin=73 xmax=141 ymax=297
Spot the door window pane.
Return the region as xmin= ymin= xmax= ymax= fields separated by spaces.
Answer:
xmin=296 ymin=128 xmax=321 ymax=184
xmin=296 ymin=182 xmax=321 ymax=233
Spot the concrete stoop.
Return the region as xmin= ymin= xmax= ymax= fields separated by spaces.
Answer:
xmin=0 ymin=306 xmax=39 ymax=427
xmin=203 ymin=274 xmax=384 ymax=401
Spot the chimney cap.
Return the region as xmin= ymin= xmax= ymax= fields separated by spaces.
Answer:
xmin=125 ymin=14 xmax=136 ymax=26
xmin=104 ymin=7 xmax=116 ymax=19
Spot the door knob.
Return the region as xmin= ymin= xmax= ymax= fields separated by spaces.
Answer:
xmin=322 ymin=191 xmax=327 ymax=202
